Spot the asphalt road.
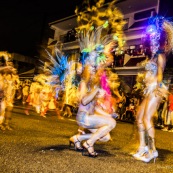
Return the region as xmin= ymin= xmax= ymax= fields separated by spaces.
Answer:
xmin=0 ymin=104 xmax=173 ymax=173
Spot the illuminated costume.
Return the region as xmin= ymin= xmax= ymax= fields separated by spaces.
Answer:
xmin=132 ymin=16 xmax=173 ymax=163
xmin=33 ymin=72 xmax=54 ymax=118
xmin=143 ymin=54 xmax=167 ymax=97
xmin=62 ymin=61 xmax=79 ymax=117
xmin=0 ymin=51 xmax=18 ymax=130
xmin=69 ymin=0 xmax=125 ymax=157
xmin=37 ymin=48 xmax=70 ymax=119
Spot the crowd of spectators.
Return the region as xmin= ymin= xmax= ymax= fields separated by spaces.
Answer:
xmin=1 ymin=73 xmax=172 ymax=134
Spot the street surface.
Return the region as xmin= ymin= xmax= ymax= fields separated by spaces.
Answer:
xmin=0 ymin=103 xmax=173 ymax=173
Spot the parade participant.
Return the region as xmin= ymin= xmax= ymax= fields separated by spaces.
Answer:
xmin=69 ymin=0 xmax=125 ymax=157
xmin=39 ymin=84 xmax=53 ymax=118
xmin=62 ymin=61 xmax=79 ymax=118
xmin=132 ymin=16 xmax=173 ymax=163
xmin=69 ymin=49 xmax=117 ymax=157
xmin=44 ymin=47 xmax=80 ymax=120
xmin=22 ymin=79 xmax=31 ymax=105
xmin=37 ymin=48 xmax=72 ymax=119
xmin=35 ymin=70 xmax=54 ymax=118
xmin=0 ymin=73 xmax=6 ymax=130
xmin=53 ymin=85 xmax=64 ymax=120
xmin=0 ymin=52 xmax=18 ymax=130
xmin=3 ymin=73 xmax=16 ymax=130
xmin=50 ymin=76 xmax=64 ymax=120
xmin=24 ymin=81 xmax=42 ymax=115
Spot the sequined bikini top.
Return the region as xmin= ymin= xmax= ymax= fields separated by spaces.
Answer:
xmin=145 ymin=49 xmax=165 ymax=76
xmin=145 ymin=60 xmax=158 ymax=76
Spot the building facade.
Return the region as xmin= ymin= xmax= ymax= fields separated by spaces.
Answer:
xmin=47 ymin=0 xmax=172 ymax=88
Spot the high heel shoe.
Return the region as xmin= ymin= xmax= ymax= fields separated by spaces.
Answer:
xmin=69 ymin=135 xmax=83 ymax=152
xmin=133 ymin=146 xmax=149 ymax=160
xmin=138 ymin=150 xmax=158 ymax=163
xmin=82 ymin=141 xmax=98 ymax=157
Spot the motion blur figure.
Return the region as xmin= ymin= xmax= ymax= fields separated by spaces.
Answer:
xmin=22 ymin=79 xmax=31 ymax=105
xmin=69 ymin=50 xmax=117 ymax=157
xmin=69 ymin=0 xmax=126 ymax=157
xmin=0 ymin=52 xmax=18 ymax=130
xmin=133 ymin=16 xmax=173 ymax=163
xmin=0 ymin=73 xmax=6 ymax=130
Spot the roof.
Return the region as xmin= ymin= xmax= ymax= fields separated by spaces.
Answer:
xmin=129 ymin=19 xmax=148 ymax=29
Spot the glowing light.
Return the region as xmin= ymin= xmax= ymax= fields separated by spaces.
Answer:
xmin=113 ymin=35 xmax=118 ymax=40
xmin=146 ymin=25 xmax=157 ymax=34
xmin=103 ymin=21 xmax=109 ymax=28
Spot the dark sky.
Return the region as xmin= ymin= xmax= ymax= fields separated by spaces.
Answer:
xmin=0 ymin=0 xmax=82 ymax=56
xmin=0 ymin=0 xmax=172 ymax=58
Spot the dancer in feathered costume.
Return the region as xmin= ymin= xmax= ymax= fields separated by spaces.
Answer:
xmin=0 ymin=51 xmax=19 ymax=130
xmin=45 ymin=48 xmax=68 ymax=117
xmin=132 ymin=15 xmax=173 ymax=163
xmin=69 ymin=0 xmax=125 ymax=157
xmin=61 ymin=60 xmax=80 ymax=118
xmin=37 ymin=47 xmax=72 ymax=119
xmin=46 ymin=47 xmax=84 ymax=119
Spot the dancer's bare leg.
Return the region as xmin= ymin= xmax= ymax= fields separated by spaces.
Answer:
xmin=81 ymin=115 xmax=115 ymax=155
xmin=136 ymin=99 xmax=147 ymax=148
xmin=144 ymin=94 xmax=161 ymax=151
xmin=132 ymin=99 xmax=148 ymax=158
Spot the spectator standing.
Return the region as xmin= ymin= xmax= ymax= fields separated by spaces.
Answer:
xmin=162 ymin=88 xmax=173 ymax=132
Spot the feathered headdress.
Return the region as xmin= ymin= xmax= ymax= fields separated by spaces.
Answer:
xmin=75 ymin=0 xmax=126 ymax=67
xmin=143 ymin=15 xmax=173 ymax=56
xmin=45 ymin=48 xmax=68 ymax=83
xmin=37 ymin=48 xmax=69 ymax=85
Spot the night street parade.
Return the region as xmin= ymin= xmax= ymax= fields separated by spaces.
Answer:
xmin=0 ymin=0 xmax=173 ymax=172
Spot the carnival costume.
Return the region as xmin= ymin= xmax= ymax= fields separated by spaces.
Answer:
xmin=0 ymin=51 xmax=19 ymax=130
xmin=37 ymin=46 xmax=78 ymax=119
xmin=32 ymin=72 xmax=53 ymax=117
xmin=133 ymin=16 xmax=173 ymax=163
xmin=69 ymin=0 xmax=125 ymax=157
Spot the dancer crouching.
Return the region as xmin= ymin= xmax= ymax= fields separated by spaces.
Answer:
xmin=69 ymin=0 xmax=125 ymax=156
xmin=69 ymin=50 xmax=117 ymax=157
